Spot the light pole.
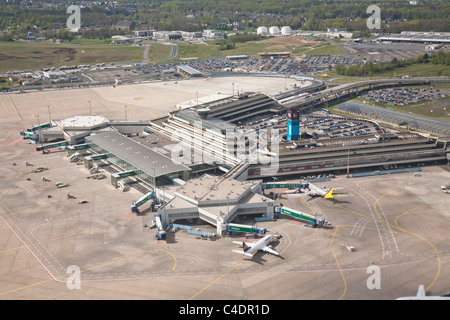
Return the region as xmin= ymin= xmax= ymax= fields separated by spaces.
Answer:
xmin=47 ymin=106 xmax=51 ymax=124
xmin=346 ymin=148 xmax=350 ymax=178
xmin=226 ymin=195 xmax=230 ymax=219
xmin=152 ymin=167 xmax=156 ymax=189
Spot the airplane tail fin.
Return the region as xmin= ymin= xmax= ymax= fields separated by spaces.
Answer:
xmin=324 ymin=187 xmax=334 ymax=199
xmin=243 ymin=242 xmax=249 ymax=252
xmin=416 ymin=285 xmax=426 ymax=297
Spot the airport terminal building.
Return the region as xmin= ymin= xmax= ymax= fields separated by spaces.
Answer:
xmin=21 ymin=79 xmax=450 ymax=234
xmin=85 ymin=131 xmax=191 ymax=187
xmin=158 ymin=174 xmax=276 ymax=234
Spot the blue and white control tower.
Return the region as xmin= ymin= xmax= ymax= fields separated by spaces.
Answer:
xmin=287 ymin=108 xmax=299 ymax=141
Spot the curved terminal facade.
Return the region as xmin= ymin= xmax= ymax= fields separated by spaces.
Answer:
xmin=23 ymin=75 xmax=450 ymax=233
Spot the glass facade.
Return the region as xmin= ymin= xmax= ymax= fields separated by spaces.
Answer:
xmin=85 ymin=139 xmax=190 ymax=187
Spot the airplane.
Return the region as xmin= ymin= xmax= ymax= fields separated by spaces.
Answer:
xmin=304 ymin=182 xmax=335 ymax=199
xmin=396 ymin=285 xmax=450 ymax=300
xmin=232 ymin=234 xmax=279 ymax=257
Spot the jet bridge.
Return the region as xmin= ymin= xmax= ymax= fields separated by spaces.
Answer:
xmin=111 ymin=170 xmax=135 ymax=188
xmin=262 ymin=182 xmax=309 ymax=195
xmin=131 ymin=191 xmax=156 ymax=213
xmin=36 ymin=140 xmax=69 ymax=151
xmin=154 ymin=214 xmax=166 ymax=240
xmin=279 ymin=207 xmax=327 ymax=227
xmin=225 ymin=223 xmax=266 ymax=236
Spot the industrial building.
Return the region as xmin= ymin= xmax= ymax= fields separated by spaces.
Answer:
xmin=269 ymin=26 xmax=280 ymax=36
xmin=177 ymin=65 xmax=202 ymax=77
xmin=258 ymin=52 xmax=291 ymax=59
xmin=376 ymin=32 xmax=450 ymax=44
xmin=281 ymin=26 xmax=292 ymax=36
xmin=154 ymin=31 xmax=183 ymax=40
xmin=257 ymin=26 xmax=268 ymax=36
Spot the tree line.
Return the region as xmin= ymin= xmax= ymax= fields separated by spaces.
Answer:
xmin=334 ymin=51 xmax=450 ymax=77
xmin=0 ymin=0 xmax=448 ymax=41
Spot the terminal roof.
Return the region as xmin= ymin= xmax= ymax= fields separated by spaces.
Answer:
xmin=175 ymin=174 xmax=260 ymax=202
xmin=86 ymin=131 xmax=191 ymax=177
xmin=58 ymin=115 xmax=109 ymax=130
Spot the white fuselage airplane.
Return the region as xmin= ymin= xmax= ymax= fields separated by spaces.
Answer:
xmin=305 ymin=183 xmax=334 ymax=199
xmin=232 ymin=234 xmax=279 ymax=257
xmin=396 ymin=285 xmax=450 ymax=300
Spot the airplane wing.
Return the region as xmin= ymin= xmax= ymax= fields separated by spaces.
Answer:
xmin=232 ymin=250 xmax=253 ymax=257
xmin=262 ymin=246 xmax=279 ymax=256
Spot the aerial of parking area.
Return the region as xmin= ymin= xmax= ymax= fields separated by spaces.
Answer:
xmin=359 ymin=87 xmax=449 ymax=107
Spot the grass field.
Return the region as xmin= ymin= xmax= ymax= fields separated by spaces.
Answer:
xmin=147 ymin=43 xmax=173 ymax=62
xmin=174 ymin=37 xmax=342 ymax=60
xmin=303 ymin=43 xmax=347 ymax=55
xmin=174 ymin=40 xmax=273 ymax=59
xmin=373 ymin=63 xmax=450 ymax=78
xmin=1 ymin=36 xmax=349 ymax=71
xmin=0 ymin=40 xmax=143 ymax=72
xmin=325 ymin=62 xmax=450 ymax=80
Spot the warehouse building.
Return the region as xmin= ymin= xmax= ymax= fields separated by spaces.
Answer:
xmin=177 ymin=65 xmax=203 ymax=77
xmin=376 ymin=32 xmax=450 ymax=44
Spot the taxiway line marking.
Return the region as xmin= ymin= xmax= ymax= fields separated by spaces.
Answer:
xmin=364 ymin=185 xmax=441 ymax=293
xmin=0 ymin=278 xmax=54 ymax=297
xmin=0 ymin=96 xmax=9 ymax=113
xmin=45 ymin=92 xmax=58 ymax=110
xmin=188 ymin=260 xmax=244 ymax=300
xmin=0 ymin=218 xmax=129 ymax=255
xmin=159 ymin=248 xmax=177 ymax=272
xmin=330 ymin=225 xmax=347 ymax=300
xmin=390 ymin=204 xmax=442 ymax=292
xmin=0 ymin=248 xmax=163 ymax=297
xmin=7 ymin=95 xmax=23 ymax=120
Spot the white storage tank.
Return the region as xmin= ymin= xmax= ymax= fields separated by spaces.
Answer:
xmin=257 ymin=26 xmax=268 ymax=36
xmin=269 ymin=26 xmax=280 ymax=36
xmin=281 ymin=26 xmax=292 ymax=36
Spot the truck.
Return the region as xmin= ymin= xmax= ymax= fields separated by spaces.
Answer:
xmin=56 ymin=182 xmax=69 ymax=188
